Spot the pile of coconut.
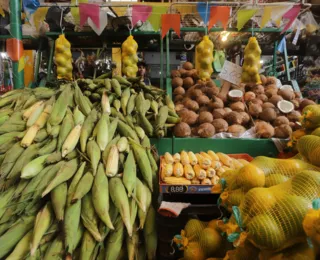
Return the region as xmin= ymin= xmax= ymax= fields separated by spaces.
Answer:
xmin=244 ymin=75 xmax=316 ymax=138
xmin=172 ymin=64 xmax=252 ymax=138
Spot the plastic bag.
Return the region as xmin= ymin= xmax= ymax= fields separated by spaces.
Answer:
xmin=300 ymin=11 xmax=319 ymax=34
xmin=23 ymin=0 xmax=40 ymax=15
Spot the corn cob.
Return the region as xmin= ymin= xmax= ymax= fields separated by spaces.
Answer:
xmin=80 ymin=109 xmax=98 ymax=152
xmin=109 ymin=178 xmax=132 ymax=236
xmin=6 ymin=230 xmax=32 ymax=260
xmin=126 ymin=93 xmax=137 ymax=116
xmin=74 ymin=82 xmax=92 ymax=116
xmin=212 ymin=160 xmax=222 ymax=170
xmin=208 ymin=150 xmax=220 ymax=161
xmin=164 ymin=176 xmax=191 ymax=184
xmin=196 ymin=153 xmax=211 ymax=169
xmin=217 ymin=152 xmax=233 ymax=167
xmin=238 ymin=159 xmax=249 ymax=165
xmin=232 ymin=159 xmax=244 ymax=169
xmin=138 ymin=184 xmax=152 ymax=229
xmin=201 ymin=178 xmax=212 ymax=185
xmin=123 ymin=150 xmax=137 ymax=198
xmin=46 ymin=152 xmax=62 ymax=164
xmin=23 ymin=101 xmax=44 ymax=121
xmin=173 ymin=153 xmax=181 ymax=163
xmin=51 ymin=182 xmax=67 ymax=222
xmin=57 ymin=109 xmax=74 ymax=151
xmin=180 ymin=151 xmax=190 ymax=165
xmin=105 ymin=216 xmax=125 ymax=260
xmin=0 ymin=142 xmax=25 ymax=178
xmin=80 ymin=231 xmax=96 ymax=260
xmin=207 ymin=167 xmax=216 ymax=178
xmin=86 ymin=140 xmax=100 ymax=176
xmin=173 ymin=162 xmax=184 ymax=177
xmin=105 ymin=145 xmax=119 ymax=177
xmin=164 ymin=152 xmax=174 ymax=164
xmin=64 ymin=200 xmax=81 ymax=257
xmin=117 ymin=120 xmax=140 ymax=143
xmin=49 ymin=85 xmax=71 ymax=126
xmin=160 ymin=163 xmax=173 ymax=181
xmin=34 ymin=104 xmax=52 ymax=129
xmin=101 ymin=91 xmax=111 ymax=115
xmin=72 ymin=172 xmax=94 ymax=203
xmin=108 ymin=118 xmax=119 ymax=142
xmin=27 ymin=103 xmax=45 ymax=127
xmin=21 ymin=154 xmax=49 ymax=179
xmin=21 ymin=125 xmax=39 ymax=147
xmin=62 ymin=124 xmax=81 ymax=157
xmin=127 ymin=223 xmax=139 ymax=260
xmin=81 ymin=193 xmax=102 ymax=242
xmin=184 ymin=164 xmax=195 ymax=180
xmin=92 ymin=163 xmax=114 ymax=230
xmin=35 ymin=128 xmax=49 ymax=142
xmin=135 ymin=126 xmax=145 ymax=140
xmin=73 ymin=106 xmax=85 ymax=126
xmin=43 ymin=235 xmax=64 ymax=260
xmin=211 ymin=175 xmax=220 ymax=185
xmin=129 ymin=140 xmax=153 ymax=191
xmin=194 ymin=164 xmax=207 ymax=180
xmin=96 ymin=113 xmax=109 ymax=151
xmin=30 ymin=203 xmax=53 ymax=256
xmin=41 ymin=159 xmax=77 ymax=197
xmin=0 ymin=215 xmax=35 ymax=258
xmin=138 ymin=113 xmax=154 ymax=136
xmin=144 ymin=206 xmax=157 ymax=260
xmin=191 ymin=178 xmax=201 ymax=184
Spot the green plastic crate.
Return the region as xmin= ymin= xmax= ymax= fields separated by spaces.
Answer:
xmin=172 ymin=138 xmax=278 ymax=157
xmin=150 ymin=138 xmax=173 ymax=155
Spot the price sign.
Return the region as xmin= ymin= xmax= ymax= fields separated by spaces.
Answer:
xmin=167 ymin=185 xmax=188 ymax=193
xmin=219 ymin=60 xmax=242 ymax=86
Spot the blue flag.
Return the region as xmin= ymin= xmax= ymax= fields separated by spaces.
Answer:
xmin=196 ymin=2 xmax=215 ymax=24
xmin=23 ymin=0 xmax=40 ymax=14
xmin=277 ymin=37 xmax=286 ymax=53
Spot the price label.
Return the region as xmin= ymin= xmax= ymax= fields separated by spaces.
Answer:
xmin=167 ymin=185 xmax=188 ymax=193
xmin=219 ymin=60 xmax=242 ymax=86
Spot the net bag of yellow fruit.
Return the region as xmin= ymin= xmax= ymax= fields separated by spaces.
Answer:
xmin=300 ymin=105 xmax=320 ymax=130
xmin=227 ymin=170 xmax=320 ymax=252
xmin=196 ymin=36 xmax=214 ymax=81
xmin=241 ymin=37 xmax=261 ymax=84
xmin=297 ymin=135 xmax=320 ymax=167
xmin=121 ymin=35 xmax=138 ymax=77
xmin=54 ymin=34 xmax=73 ymax=81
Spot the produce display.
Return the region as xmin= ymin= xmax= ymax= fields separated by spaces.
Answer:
xmin=122 ymin=35 xmax=139 ymax=78
xmin=160 ymin=151 xmax=250 ymax=185
xmin=54 ymin=34 xmax=73 ymax=81
xmin=0 ymin=75 xmax=168 ymax=259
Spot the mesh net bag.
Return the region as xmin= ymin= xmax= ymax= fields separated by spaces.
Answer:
xmin=301 ymin=105 xmax=320 ymax=130
xmin=297 ymin=135 xmax=320 ymax=167
xmin=220 ymin=189 xmax=246 ymax=212
xmin=227 ymin=170 xmax=320 ymax=252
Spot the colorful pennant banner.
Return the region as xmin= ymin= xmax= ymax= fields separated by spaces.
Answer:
xmin=79 ymin=3 xmax=100 ymax=28
xmin=161 ymin=14 xmax=180 ymax=39
xmin=281 ymin=5 xmax=301 ymax=33
xmin=208 ymin=6 xmax=230 ymax=30
xmin=132 ymin=5 xmax=152 ymax=27
xmin=260 ymin=6 xmax=272 ymax=29
xmin=197 ymin=2 xmax=215 ymax=24
xmin=148 ymin=6 xmax=167 ymax=32
xmin=237 ymin=9 xmax=258 ymax=31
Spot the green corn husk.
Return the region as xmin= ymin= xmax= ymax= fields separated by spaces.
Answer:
xmin=0 ymin=115 xmax=9 ymax=126
xmin=86 ymin=140 xmax=101 ymax=176
xmin=108 ymin=118 xmax=119 ymax=142
xmin=105 ymin=216 xmax=125 ymax=260
xmin=156 ymin=105 xmax=169 ymax=130
xmin=117 ymin=137 xmax=128 ymax=153
xmin=43 ymin=235 xmax=64 ymax=260
xmin=96 ymin=113 xmax=109 ymax=151
xmin=113 ymin=99 xmax=121 ymax=112
xmin=138 ymin=113 xmax=153 ymax=136
xmin=74 ymin=83 xmax=92 ymax=116
xmin=0 ymin=187 xmax=15 ymax=220
xmin=126 ymin=94 xmax=137 ymax=116
xmin=141 ymin=136 xmax=158 ymax=173
xmin=42 ymin=158 xmax=78 ymax=197
xmin=129 ymin=140 xmax=153 ymax=191
xmin=127 ymin=223 xmax=139 ymax=260
xmin=34 ymin=128 xmax=48 ymax=143
xmin=67 ymin=161 xmax=86 ymax=204
xmin=6 ymin=230 xmax=33 ymax=260
xmin=138 ymin=183 xmax=152 ymax=229
xmin=117 ymin=120 xmax=139 ymax=143
xmin=121 ymin=87 xmax=131 ymax=115
xmin=64 ymin=200 xmax=81 ymax=256
xmin=109 ymin=178 xmax=132 ymax=237
xmin=45 ymin=152 xmax=62 ymax=164
xmin=73 ymin=106 xmax=85 ymax=125
xmin=0 ymin=215 xmax=35 ymax=258
xmin=135 ymin=126 xmax=145 ymax=140
xmin=21 ymin=154 xmax=50 ymax=179
xmin=65 ymin=150 xmax=78 ymax=161
xmin=50 ymin=125 xmax=60 ymax=138
xmin=113 ymin=76 xmax=131 ymax=86
xmin=57 ymin=109 xmax=74 ymax=151
xmin=111 ymin=107 xmax=126 ymax=122
xmin=111 ymin=79 xmax=122 ymax=96
xmin=102 ymin=135 xmax=121 ymax=166
xmin=38 ymin=138 xmax=57 ymax=155
xmin=0 ymin=142 xmax=25 ymax=179
xmin=92 ymin=163 xmax=114 ymax=230
xmin=144 ymin=206 xmax=157 ymax=260
xmin=23 ymin=95 xmax=37 ymax=109
xmin=81 ymin=193 xmax=102 ymax=242
xmin=51 ymin=182 xmax=67 ymax=221
xmin=71 ymin=172 xmax=94 ymax=203
xmin=135 ymin=92 xmax=145 ymax=115
xmin=49 ymin=85 xmax=71 ymax=126
xmin=125 ymin=115 xmax=135 ymax=129
xmin=80 ymin=109 xmax=98 ymax=153
xmin=123 ymin=150 xmax=136 ymax=197
xmin=80 ymin=231 xmax=96 ymax=260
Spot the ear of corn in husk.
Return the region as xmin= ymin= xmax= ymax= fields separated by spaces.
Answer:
xmin=62 ymin=124 xmax=82 ymax=157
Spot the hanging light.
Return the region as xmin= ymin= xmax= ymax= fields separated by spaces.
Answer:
xmin=221 ymin=31 xmax=230 ymax=42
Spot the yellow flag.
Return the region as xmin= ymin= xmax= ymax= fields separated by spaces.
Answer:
xmin=237 ymin=9 xmax=258 ymax=31
xmin=260 ymin=7 xmax=272 ymax=29
xmin=0 ymin=7 xmax=4 ymax=17
xmin=148 ymin=6 xmax=168 ymax=32
xmin=18 ymin=56 xmax=25 ymax=72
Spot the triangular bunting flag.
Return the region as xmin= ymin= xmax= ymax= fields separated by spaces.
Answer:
xmin=271 ymin=6 xmax=293 ymax=27
xmin=148 ymin=6 xmax=167 ymax=32
xmin=277 ymin=37 xmax=286 ymax=53
xmin=79 ymin=3 xmax=100 ymax=29
xmin=197 ymin=2 xmax=214 ymax=24
xmin=88 ymin=10 xmax=108 ymax=36
xmin=260 ymin=6 xmax=272 ymax=28
xmin=281 ymin=5 xmax=301 ymax=34
xmin=237 ymin=9 xmax=258 ymax=31
xmin=132 ymin=5 xmax=152 ymax=27
xmin=161 ymin=14 xmax=180 ymax=39
xmin=208 ymin=6 xmax=230 ymax=30
xmin=18 ymin=56 xmax=25 ymax=72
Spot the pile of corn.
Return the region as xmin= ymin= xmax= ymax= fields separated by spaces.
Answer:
xmin=76 ymin=75 xmax=180 ymax=138
xmin=0 ymin=79 xmax=162 ymax=259
xmin=161 ymin=151 xmax=249 ymax=186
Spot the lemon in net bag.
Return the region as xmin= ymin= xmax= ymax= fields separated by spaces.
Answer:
xmin=300 ymin=105 xmax=320 ymax=130
xmin=297 ymin=135 xmax=320 ymax=167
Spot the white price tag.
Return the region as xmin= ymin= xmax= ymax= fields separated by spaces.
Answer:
xmin=219 ymin=60 xmax=242 ymax=86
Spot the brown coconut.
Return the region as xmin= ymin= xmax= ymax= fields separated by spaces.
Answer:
xmin=300 ymin=99 xmax=316 ymax=110
xmin=174 ymin=95 xmax=184 ymax=103
xmin=287 ymin=110 xmax=301 ymax=122
xmin=183 ymin=77 xmax=194 ymax=89
xmin=262 ymin=102 xmax=275 ymax=109
xmin=274 ymin=124 xmax=292 ymax=139
xmin=291 ymin=99 xmax=300 ymax=110
xmin=278 ymin=89 xmax=295 ymax=101
xmin=260 ymin=75 xmax=267 ymax=85
xmin=257 ymin=94 xmax=268 ymax=103
xmin=197 ymin=123 xmax=216 ymax=138
xmin=171 ymin=70 xmax=181 ymax=78
xmin=199 ymin=111 xmax=213 ymax=124
xmin=244 ymin=91 xmax=256 ymax=103
xmin=265 ymin=88 xmax=278 ymax=98
xmin=173 ymin=122 xmax=191 ymax=137
xmin=250 ymin=98 xmax=264 ymax=106
xmin=212 ymin=109 xmax=226 ymax=119
xmin=178 ymin=109 xmax=199 ymax=125
xmin=248 ymin=103 xmax=262 ymax=118
xmin=175 ymin=104 xmax=184 ymax=112
xmin=183 ymin=98 xmax=199 ymax=112
xmin=224 ymin=107 xmax=232 ymax=114
xmin=189 ymin=88 xmax=203 ymax=100
xmin=199 ymin=106 xmax=210 ymax=113
xmin=228 ymin=125 xmax=246 ymax=137
xmin=266 ymin=76 xmax=277 ymax=85
xmin=259 ymin=108 xmax=277 ymax=122
xmin=183 ymin=62 xmax=194 ymax=70
xmin=212 ymin=119 xmax=228 ymax=133
xmin=253 ymin=85 xmax=265 ymax=95
xmin=269 ymin=95 xmax=283 ymax=106
xmin=196 ymin=95 xmax=210 ymax=106
xmin=179 ymin=68 xmax=187 ymax=77
xmin=273 ymin=116 xmax=290 ymax=126
xmin=173 ymin=86 xmax=185 ymax=96
xmin=230 ymin=102 xmax=245 ymax=112
xmin=208 ymin=97 xmax=224 ymax=110
xmin=172 ymin=77 xmax=183 ymax=88
xmin=255 ymin=121 xmax=275 ymax=138
xmin=225 ymin=111 xmax=242 ymax=125
xmin=240 ymin=112 xmax=250 ymax=125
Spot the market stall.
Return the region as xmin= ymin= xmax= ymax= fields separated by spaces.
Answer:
xmin=0 ymin=0 xmax=319 ymax=259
